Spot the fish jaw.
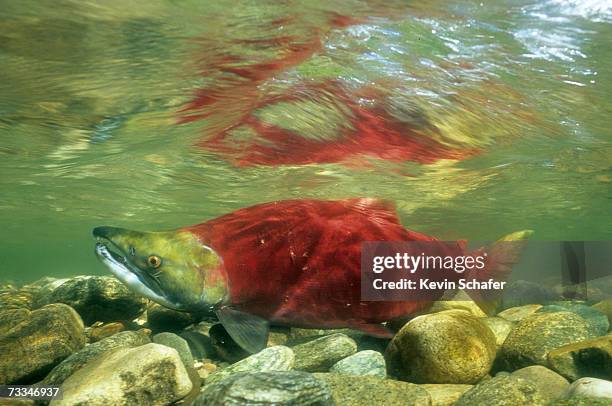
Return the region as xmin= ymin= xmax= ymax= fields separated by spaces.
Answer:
xmin=93 ymin=226 xmax=228 ymax=313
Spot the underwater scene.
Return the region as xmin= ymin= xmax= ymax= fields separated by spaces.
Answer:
xmin=0 ymin=0 xmax=611 ymax=404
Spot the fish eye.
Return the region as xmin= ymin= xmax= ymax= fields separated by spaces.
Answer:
xmin=147 ymin=255 xmax=162 ymax=269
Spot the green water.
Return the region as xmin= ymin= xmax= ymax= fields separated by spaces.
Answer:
xmin=1 ymin=0 xmax=610 ymax=282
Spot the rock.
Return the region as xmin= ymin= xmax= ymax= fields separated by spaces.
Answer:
xmin=386 ymin=310 xmax=497 ymax=383
xmin=547 ymin=335 xmax=612 ymax=381
xmin=329 ymin=350 xmax=386 ymax=378
xmin=426 ymin=299 xmax=487 ymax=318
xmin=35 ymin=276 xmax=147 ymax=325
xmin=481 ymin=317 xmax=515 ymax=347
xmin=0 ymin=304 xmax=86 ymax=384
xmin=52 ymin=343 xmax=192 ymax=406
xmin=592 ymin=300 xmax=612 ymax=327
xmin=549 ymin=396 xmax=612 ymax=405
xmin=153 ymin=332 xmax=194 ymax=368
xmin=538 ymin=303 xmax=609 ymax=336
xmin=195 ymin=371 xmax=333 ymax=405
xmin=314 ymin=373 xmax=431 ymax=405
xmin=500 ymin=311 xmax=595 ymax=370
xmin=293 ymin=333 xmax=357 ymax=372
xmin=511 ymin=366 xmax=569 ymax=403
xmin=206 ymin=346 xmax=295 ymax=386
xmin=267 ymin=328 xmax=290 ymax=347
xmin=288 ymin=328 xmax=352 ymax=344
xmin=498 ymin=304 xmax=543 ymax=322
xmin=420 ymin=384 xmax=472 ymax=406
xmin=562 ymin=377 xmax=612 ymax=401
xmin=501 ymin=280 xmax=559 ymax=309
xmin=42 ymin=329 xmax=151 ymax=386
xmin=87 ymin=321 xmax=129 ymax=342
xmin=0 ymin=284 xmax=34 ymax=310
xmin=0 ymin=308 xmax=30 ymax=335
xmin=146 ymin=303 xmax=195 ymax=332
xmin=179 ymin=330 xmax=214 ymax=360
xmin=454 ymin=374 xmax=549 ymax=405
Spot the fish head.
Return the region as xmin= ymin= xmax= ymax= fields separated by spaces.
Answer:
xmin=93 ymin=226 xmax=227 ymax=313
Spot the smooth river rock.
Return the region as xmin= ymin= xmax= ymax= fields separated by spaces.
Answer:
xmin=562 ymin=377 xmax=612 ymax=401
xmin=42 ymin=329 xmax=151 ymax=386
xmin=52 ymin=343 xmax=192 ymax=406
xmin=329 ymin=350 xmax=386 ymax=378
xmin=314 ymin=373 xmax=431 ymax=406
xmin=205 ymin=345 xmax=295 ymax=386
xmin=386 ymin=310 xmax=497 ymax=383
xmin=0 ymin=303 xmax=86 ymax=384
xmin=481 ymin=316 xmax=515 ymax=347
xmin=35 ymin=276 xmax=147 ymax=325
xmin=511 ymin=365 xmax=569 ymax=403
xmin=500 ymin=311 xmax=595 ymax=370
xmin=547 ymin=335 xmax=612 ymax=381
xmin=196 ymin=371 xmax=333 ymax=405
xmin=454 ymin=374 xmax=549 ymax=406
xmin=420 ymin=384 xmax=473 ymax=406
xmin=497 ymin=304 xmax=543 ymax=322
xmin=538 ymin=303 xmax=609 ymax=336
xmin=153 ymin=332 xmax=195 ymax=368
xmin=293 ymin=333 xmax=357 ymax=372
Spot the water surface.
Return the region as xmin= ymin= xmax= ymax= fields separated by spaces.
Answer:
xmin=1 ymin=0 xmax=611 ymax=282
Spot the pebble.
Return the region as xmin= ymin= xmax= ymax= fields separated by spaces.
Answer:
xmin=292 ymin=333 xmax=358 ymax=372
xmin=195 ymin=371 xmax=333 ymax=405
xmin=454 ymin=374 xmax=549 ymax=405
xmin=386 ymin=310 xmax=497 ymax=383
xmin=205 ymin=345 xmax=295 ymax=386
xmin=51 ymin=343 xmax=192 ymax=406
xmin=329 ymin=350 xmax=386 ymax=378
xmin=42 ymin=329 xmax=151 ymax=386
xmin=0 ymin=304 xmax=86 ymax=384
xmin=500 ymin=311 xmax=595 ymax=370
xmin=153 ymin=332 xmax=194 ymax=368
xmin=498 ymin=304 xmax=542 ymax=322
xmin=511 ymin=365 xmax=569 ymax=403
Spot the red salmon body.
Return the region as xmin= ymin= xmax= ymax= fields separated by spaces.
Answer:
xmin=185 ymin=198 xmax=463 ymax=333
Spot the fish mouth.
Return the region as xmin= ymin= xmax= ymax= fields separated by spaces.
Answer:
xmin=93 ymin=230 xmax=178 ymax=309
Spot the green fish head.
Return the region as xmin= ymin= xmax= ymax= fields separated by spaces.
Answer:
xmin=93 ymin=226 xmax=227 ymax=312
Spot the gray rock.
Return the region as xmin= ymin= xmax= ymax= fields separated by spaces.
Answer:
xmin=293 ymin=333 xmax=357 ymax=372
xmin=497 ymin=304 xmax=542 ymax=322
xmin=206 ymin=346 xmax=295 ymax=386
xmin=329 ymin=350 xmax=386 ymax=378
xmin=0 ymin=304 xmax=86 ymax=384
xmin=153 ymin=332 xmax=194 ymax=368
xmin=386 ymin=310 xmax=497 ymax=384
xmin=51 ymin=343 xmax=192 ymax=406
xmin=548 ymin=335 xmax=612 ymax=381
xmin=454 ymin=374 xmax=549 ymax=406
xmin=538 ymin=303 xmax=609 ymax=336
xmin=35 ymin=276 xmax=147 ymax=325
xmin=420 ymin=384 xmax=472 ymax=406
xmin=195 ymin=371 xmax=333 ymax=405
xmin=146 ymin=303 xmax=195 ymax=332
xmin=314 ymin=373 xmax=431 ymax=405
xmin=41 ymin=330 xmax=151 ymax=386
xmin=500 ymin=311 xmax=595 ymax=370
xmin=481 ymin=317 xmax=515 ymax=347
xmin=501 ymin=280 xmax=559 ymax=309
xmin=562 ymin=377 xmax=612 ymax=401
xmin=511 ymin=365 xmax=569 ymax=403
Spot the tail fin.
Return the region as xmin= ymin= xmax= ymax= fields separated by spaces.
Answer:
xmin=465 ymin=230 xmax=534 ymax=315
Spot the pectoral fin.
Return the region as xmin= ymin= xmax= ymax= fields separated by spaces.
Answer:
xmin=215 ymin=307 xmax=269 ymax=353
